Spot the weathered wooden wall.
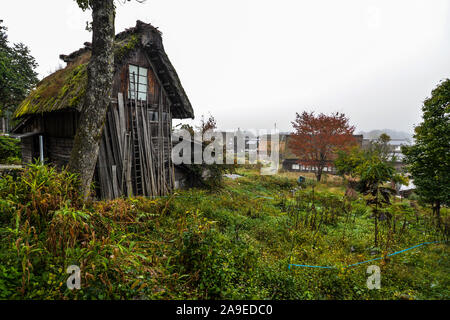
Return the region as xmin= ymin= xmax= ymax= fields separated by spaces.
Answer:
xmin=18 ymin=112 xmax=77 ymax=166
xmin=44 ymin=112 xmax=78 ymax=138
xmin=46 ymin=137 xmax=74 ymax=168
xmin=21 ymin=136 xmax=34 ymax=164
xmin=96 ymin=48 xmax=175 ymax=199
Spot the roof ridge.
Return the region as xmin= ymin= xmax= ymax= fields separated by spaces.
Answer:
xmin=60 ymin=20 xmax=160 ymax=63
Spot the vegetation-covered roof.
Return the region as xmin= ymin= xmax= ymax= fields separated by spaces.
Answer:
xmin=14 ymin=54 xmax=89 ymax=118
xmin=14 ymin=21 xmax=194 ymax=119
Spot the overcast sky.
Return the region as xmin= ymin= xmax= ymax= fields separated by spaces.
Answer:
xmin=2 ymin=0 xmax=449 ymax=133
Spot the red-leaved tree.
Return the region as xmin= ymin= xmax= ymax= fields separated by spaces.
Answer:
xmin=290 ymin=111 xmax=356 ymax=182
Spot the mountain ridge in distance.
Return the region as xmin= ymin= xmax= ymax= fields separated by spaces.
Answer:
xmin=357 ymin=129 xmax=413 ymax=141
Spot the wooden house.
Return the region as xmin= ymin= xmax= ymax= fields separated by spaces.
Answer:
xmin=12 ymin=20 xmax=194 ymax=199
xmin=258 ymin=133 xmax=363 ymax=173
xmin=282 ymin=134 xmax=364 ymax=173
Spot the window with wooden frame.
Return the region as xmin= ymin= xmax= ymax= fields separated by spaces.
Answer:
xmin=128 ymin=64 xmax=148 ymax=101
xmin=149 ymin=111 xmax=159 ymax=122
xmin=161 ymin=112 xmax=170 ymax=122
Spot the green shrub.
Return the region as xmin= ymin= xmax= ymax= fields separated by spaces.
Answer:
xmin=0 ymin=136 xmax=20 ymax=163
xmin=181 ymin=164 xmax=226 ymax=190
xmin=0 ymin=162 xmax=81 ymax=230
xmin=180 ymin=226 xmax=258 ymax=299
xmin=256 ymin=261 xmax=314 ymax=299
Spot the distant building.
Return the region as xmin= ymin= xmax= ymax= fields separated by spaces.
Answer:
xmin=362 ymin=138 xmax=413 ymax=171
xmin=398 ymin=179 xmax=416 ymax=198
xmin=259 ymin=133 xmax=363 ymax=173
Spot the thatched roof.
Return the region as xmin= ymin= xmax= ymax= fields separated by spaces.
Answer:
xmin=14 ymin=21 xmax=194 ymax=119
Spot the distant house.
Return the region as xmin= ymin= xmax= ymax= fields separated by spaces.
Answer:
xmin=398 ymin=179 xmax=416 ymax=198
xmin=387 ymin=138 xmax=413 ymax=171
xmin=260 ymin=133 xmax=363 ymax=173
xmin=12 ymin=21 xmax=194 ymax=199
xmin=362 ymin=138 xmax=412 ymax=171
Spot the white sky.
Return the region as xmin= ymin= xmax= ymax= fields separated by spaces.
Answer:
xmin=2 ymin=0 xmax=449 ymax=133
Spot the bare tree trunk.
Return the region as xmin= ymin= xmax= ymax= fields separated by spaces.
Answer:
xmin=68 ymin=0 xmax=115 ymax=199
xmin=374 ymin=192 xmax=379 ymax=247
xmin=316 ymin=166 xmax=323 ymax=182
xmin=435 ymin=201 xmax=441 ymax=229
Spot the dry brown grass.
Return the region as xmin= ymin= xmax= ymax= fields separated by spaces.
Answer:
xmin=276 ymin=170 xmax=346 ymax=194
xmin=277 ymin=170 xmax=342 ymax=183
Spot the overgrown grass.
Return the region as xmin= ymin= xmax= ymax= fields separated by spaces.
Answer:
xmin=0 ymin=165 xmax=448 ymax=299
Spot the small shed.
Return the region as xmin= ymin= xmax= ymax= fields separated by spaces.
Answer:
xmin=12 ymin=20 xmax=194 ymax=199
xmin=398 ymin=180 xmax=416 ymax=198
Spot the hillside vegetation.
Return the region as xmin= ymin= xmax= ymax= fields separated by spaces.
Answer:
xmin=0 ymin=164 xmax=448 ymax=299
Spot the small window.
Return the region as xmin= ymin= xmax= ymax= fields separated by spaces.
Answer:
xmin=162 ymin=112 xmax=170 ymax=122
xmin=129 ymin=65 xmax=148 ymax=101
xmin=149 ymin=111 xmax=159 ymax=122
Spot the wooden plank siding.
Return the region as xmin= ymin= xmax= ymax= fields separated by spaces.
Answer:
xmin=95 ymin=48 xmax=175 ymax=199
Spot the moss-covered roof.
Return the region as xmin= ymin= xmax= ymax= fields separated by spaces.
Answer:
xmin=14 ymin=54 xmax=89 ymax=118
xmin=14 ymin=21 xmax=194 ymax=120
